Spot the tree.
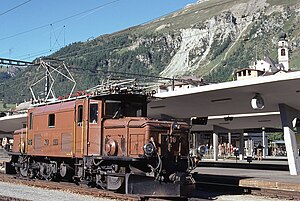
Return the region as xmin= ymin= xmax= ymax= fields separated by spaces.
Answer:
xmin=268 ymin=132 xmax=284 ymax=141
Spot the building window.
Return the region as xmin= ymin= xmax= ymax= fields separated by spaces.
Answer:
xmin=248 ymin=70 xmax=251 ymax=76
xmin=281 ymin=49 xmax=286 ymax=56
xmin=48 ymin=114 xmax=55 ymax=127
xmin=243 ymin=70 xmax=246 ymax=76
xmin=77 ymin=105 xmax=83 ymax=125
xmin=90 ymin=103 xmax=98 ymax=123
xmin=29 ymin=113 xmax=33 ymax=129
xmin=28 ymin=139 xmax=33 ymax=145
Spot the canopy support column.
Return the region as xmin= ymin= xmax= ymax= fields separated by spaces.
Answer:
xmin=279 ymin=104 xmax=300 ymax=175
xmin=239 ymin=133 xmax=244 ymax=160
xmin=213 ymin=132 xmax=218 ymax=161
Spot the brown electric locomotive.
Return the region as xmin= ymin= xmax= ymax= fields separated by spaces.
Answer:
xmin=10 ymin=89 xmax=194 ymax=196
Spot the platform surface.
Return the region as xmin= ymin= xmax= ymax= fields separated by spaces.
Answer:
xmin=194 ymin=157 xmax=300 ymax=192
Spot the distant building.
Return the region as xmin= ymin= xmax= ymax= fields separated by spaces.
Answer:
xmin=236 ymin=33 xmax=290 ymax=81
xmin=157 ymin=76 xmax=206 ymax=93
xmin=235 ymin=68 xmax=264 ymax=81
xmin=278 ymin=32 xmax=289 ymax=71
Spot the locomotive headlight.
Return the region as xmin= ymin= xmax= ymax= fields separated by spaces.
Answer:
xmin=143 ymin=143 xmax=155 ymax=157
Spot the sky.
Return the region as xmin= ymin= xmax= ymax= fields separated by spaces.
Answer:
xmin=0 ymin=0 xmax=197 ymax=62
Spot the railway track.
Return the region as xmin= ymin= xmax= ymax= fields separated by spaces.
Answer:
xmin=1 ymin=172 xmax=299 ymax=201
xmin=0 ymin=174 xmax=141 ymax=201
xmin=0 ymin=173 xmax=190 ymax=201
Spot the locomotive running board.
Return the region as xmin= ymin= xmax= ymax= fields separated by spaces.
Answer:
xmin=125 ymin=174 xmax=195 ymax=197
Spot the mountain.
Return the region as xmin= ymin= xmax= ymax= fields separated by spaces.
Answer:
xmin=1 ymin=0 xmax=300 ymax=103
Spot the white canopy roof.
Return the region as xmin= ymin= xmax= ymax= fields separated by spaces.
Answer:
xmin=0 ymin=113 xmax=27 ymax=133
xmin=148 ymin=71 xmax=300 ymax=131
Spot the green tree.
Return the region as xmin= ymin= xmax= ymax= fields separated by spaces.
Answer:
xmin=268 ymin=132 xmax=284 ymax=141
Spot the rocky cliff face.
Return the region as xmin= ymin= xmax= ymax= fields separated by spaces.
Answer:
xmin=2 ymin=0 xmax=300 ymax=103
xmin=159 ymin=0 xmax=300 ymax=79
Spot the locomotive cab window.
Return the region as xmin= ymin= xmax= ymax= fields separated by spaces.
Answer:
xmin=48 ymin=114 xmax=55 ymax=127
xmin=89 ymin=103 xmax=98 ymax=123
xmin=105 ymin=100 xmax=121 ymax=118
xmin=105 ymin=100 xmax=145 ymax=118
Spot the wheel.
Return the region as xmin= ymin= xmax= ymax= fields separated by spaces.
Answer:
xmin=95 ymin=164 xmax=126 ymax=192
xmin=96 ymin=173 xmax=107 ymax=190
xmin=107 ymin=165 xmax=125 ymax=191
xmin=16 ymin=156 xmax=29 ymax=177
xmin=20 ymin=163 xmax=29 ymax=177
xmin=39 ymin=162 xmax=55 ymax=180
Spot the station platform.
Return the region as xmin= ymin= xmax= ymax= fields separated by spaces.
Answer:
xmin=193 ymin=157 xmax=300 ymax=195
xmin=199 ymin=156 xmax=289 ymax=171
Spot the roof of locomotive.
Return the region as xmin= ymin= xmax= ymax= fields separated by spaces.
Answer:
xmin=92 ymin=93 xmax=148 ymax=102
xmin=29 ymin=92 xmax=149 ymax=112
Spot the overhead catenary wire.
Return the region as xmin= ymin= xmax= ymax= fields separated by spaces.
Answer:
xmin=17 ymin=47 xmax=61 ymax=60
xmin=0 ymin=60 xmax=205 ymax=104
xmin=50 ymin=0 xmax=240 ymax=60
xmin=0 ymin=0 xmax=32 ymax=17
xmin=50 ymin=24 xmax=63 ymax=48
xmin=0 ymin=0 xmax=121 ymax=42
xmin=68 ymin=65 xmax=206 ymax=86
xmin=12 ymin=0 xmax=237 ymax=61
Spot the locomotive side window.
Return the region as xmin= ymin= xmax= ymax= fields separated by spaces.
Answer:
xmin=44 ymin=139 xmax=49 ymax=146
xmin=48 ymin=114 xmax=55 ymax=127
xmin=53 ymin=139 xmax=58 ymax=145
xmin=29 ymin=112 xmax=33 ymax=129
xmin=124 ymin=102 xmax=143 ymax=117
xmin=89 ymin=103 xmax=98 ymax=123
xmin=77 ymin=105 xmax=83 ymax=125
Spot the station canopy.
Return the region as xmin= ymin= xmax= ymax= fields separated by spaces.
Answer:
xmin=148 ymin=71 xmax=300 ymax=131
xmin=2 ymin=71 xmax=300 ymax=134
xmin=0 ymin=113 xmax=27 ymax=133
